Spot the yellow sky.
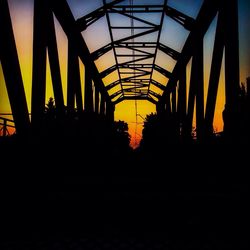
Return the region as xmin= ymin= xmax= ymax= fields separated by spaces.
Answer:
xmin=1 ymin=0 xmax=249 ymax=146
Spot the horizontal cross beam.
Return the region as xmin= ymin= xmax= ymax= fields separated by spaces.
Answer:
xmin=109 ymin=5 xmax=164 ymax=13
xmin=116 ymin=54 xmax=154 ymax=57
xmin=110 ymin=89 xmax=123 ymax=99
xmin=110 ymin=26 xmax=157 ymax=29
xmin=76 ymin=0 xmax=124 ymax=31
xmin=151 ymin=79 xmax=166 ymax=91
xmin=116 ymin=42 xmax=157 ymax=48
xmin=77 ymin=3 xmax=195 ymax=32
xmin=158 ymin=43 xmax=180 ymax=60
xmin=154 ymin=64 xmax=172 ymax=78
xmin=164 ymin=5 xmax=195 ymax=30
xmin=113 ymin=95 xmax=158 ymax=105
xmin=148 ymin=90 xmax=161 ymax=99
xmin=119 ymin=64 xmax=153 ymax=69
xmin=92 ymin=42 xmax=157 ymax=60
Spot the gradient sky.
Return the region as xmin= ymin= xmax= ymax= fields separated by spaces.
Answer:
xmin=1 ymin=0 xmax=249 ymax=147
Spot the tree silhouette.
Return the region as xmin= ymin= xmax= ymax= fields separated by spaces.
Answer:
xmin=112 ymin=120 xmax=131 ymax=151
xmin=40 ymin=97 xmax=132 ymax=154
xmin=140 ymin=112 xmax=179 ymax=151
xmin=44 ymin=97 xmax=56 ymax=119
xmin=42 ymin=97 xmax=58 ymax=139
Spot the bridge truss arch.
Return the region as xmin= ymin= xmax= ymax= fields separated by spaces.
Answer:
xmin=0 ymin=0 xmax=240 ymax=140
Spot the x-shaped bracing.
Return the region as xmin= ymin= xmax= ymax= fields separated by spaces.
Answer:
xmin=76 ymin=0 xmax=195 ymax=105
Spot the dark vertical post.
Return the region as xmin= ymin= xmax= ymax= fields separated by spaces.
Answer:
xmin=184 ymin=58 xmax=196 ymax=139
xmin=100 ymin=95 xmax=105 ymax=115
xmin=106 ymin=101 xmax=114 ymax=122
xmin=247 ymin=77 xmax=250 ymax=104
xmin=156 ymin=101 xmax=165 ymax=116
xmin=104 ymin=101 xmax=107 ymax=115
xmin=205 ymin=10 xmax=224 ymax=136
xmin=67 ymin=40 xmax=77 ymax=110
xmin=247 ymin=77 xmax=250 ymax=142
xmin=95 ymin=86 xmax=100 ymax=114
xmin=224 ymin=0 xmax=239 ymax=107
xmin=156 ymin=103 xmax=160 ymax=114
xmin=32 ymin=0 xmax=48 ymax=128
xmin=67 ymin=39 xmax=83 ymax=111
xmin=223 ymin=0 xmax=240 ymax=139
xmin=84 ymin=66 xmax=94 ymax=112
xmin=3 ymin=119 xmax=7 ymax=137
xmin=75 ymin=72 xmax=83 ymax=112
xmin=184 ymin=36 xmax=204 ymax=141
xmin=110 ymin=106 xmax=115 ymax=121
xmin=165 ymin=92 xmax=171 ymax=115
xmin=172 ymin=86 xmax=176 ymax=114
xmin=67 ymin=41 xmax=83 ymax=112
xmin=47 ymin=10 xmax=64 ymax=114
xmin=177 ymin=70 xmax=187 ymax=125
xmin=0 ymin=0 xmax=30 ymax=134
xmin=195 ymin=37 xmax=204 ymax=141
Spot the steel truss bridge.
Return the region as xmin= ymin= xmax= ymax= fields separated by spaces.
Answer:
xmin=0 ymin=0 xmax=240 ymax=141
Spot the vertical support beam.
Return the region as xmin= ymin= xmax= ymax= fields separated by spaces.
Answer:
xmin=177 ymin=69 xmax=187 ymax=124
xmin=95 ymin=86 xmax=100 ymax=114
xmin=247 ymin=77 xmax=250 ymax=142
xmin=104 ymin=101 xmax=107 ymax=115
xmin=106 ymin=101 xmax=109 ymax=119
xmin=165 ymin=92 xmax=171 ymax=115
xmin=205 ymin=10 xmax=224 ymax=135
xmin=156 ymin=101 xmax=165 ymax=116
xmin=84 ymin=66 xmax=94 ymax=112
xmin=75 ymin=75 xmax=83 ymax=112
xmin=222 ymin=0 xmax=240 ymax=139
xmin=47 ymin=10 xmax=64 ymax=114
xmin=184 ymin=59 xmax=196 ymax=139
xmin=32 ymin=0 xmax=65 ymax=127
xmin=51 ymin=0 xmax=111 ymax=111
xmin=100 ymin=95 xmax=105 ymax=115
xmin=106 ymin=101 xmax=115 ymax=122
xmin=67 ymin=40 xmax=74 ymax=110
xmin=247 ymin=77 xmax=250 ymax=104
xmin=172 ymin=86 xmax=177 ymax=114
xmin=67 ymin=41 xmax=83 ymax=112
xmin=195 ymin=37 xmax=204 ymax=141
xmin=3 ymin=119 xmax=7 ymax=137
xmin=32 ymin=0 xmax=48 ymax=128
xmin=0 ymin=0 xmax=30 ymax=134
xmin=223 ymin=0 xmax=239 ymax=108
xmin=184 ymin=36 xmax=204 ymax=141
xmin=67 ymin=40 xmax=83 ymax=112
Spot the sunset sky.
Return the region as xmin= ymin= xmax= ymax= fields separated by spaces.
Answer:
xmin=0 ymin=0 xmax=249 ymax=147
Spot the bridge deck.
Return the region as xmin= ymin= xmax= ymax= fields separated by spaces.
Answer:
xmin=1 ymin=142 xmax=248 ymax=249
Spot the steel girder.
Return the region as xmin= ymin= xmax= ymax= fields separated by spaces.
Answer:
xmin=76 ymin=0 xmax=195 ymax=105
xmin=0 ymin=0 xmax=30 ymax=134
xmin=1 ymin=0 xmax=240 ymax=137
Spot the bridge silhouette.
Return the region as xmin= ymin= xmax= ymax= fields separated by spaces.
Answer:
xmin=0 ymin=0 xmax=249 ymax=249
xmin=0 ymin=0 xmax=247 ymax=142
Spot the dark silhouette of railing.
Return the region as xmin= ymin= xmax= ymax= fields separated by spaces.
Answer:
xmin=0 ymin=115 xmax=15 ymax=136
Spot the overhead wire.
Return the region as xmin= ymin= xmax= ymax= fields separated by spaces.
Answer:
xmin=130 ymin=0 xmax=139 ymax=148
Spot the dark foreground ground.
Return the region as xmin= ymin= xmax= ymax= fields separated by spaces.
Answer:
xmin=1 ymin=138 xmax=249 ymax=249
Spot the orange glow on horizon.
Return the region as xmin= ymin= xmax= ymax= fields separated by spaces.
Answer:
xmin=115 ymin=100 xmax=156 ymax=148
